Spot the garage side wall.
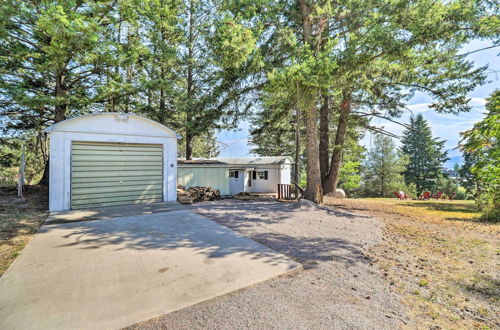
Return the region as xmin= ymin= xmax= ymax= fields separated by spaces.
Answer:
xmin=177 ymin=167 xmax=229 ymax=195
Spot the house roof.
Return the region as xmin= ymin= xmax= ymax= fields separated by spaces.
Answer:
xmin=178 ymin=156 xmax=293 ymax=166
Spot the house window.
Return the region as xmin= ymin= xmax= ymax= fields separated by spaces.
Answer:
xmin=257 ymin=171 xmax=268 ymax=180
xmin=229 ymin=170 xmax=239 ymax=178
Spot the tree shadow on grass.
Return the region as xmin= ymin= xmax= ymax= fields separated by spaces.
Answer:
xmin=458 ymin=274 xmax=500 ymax=303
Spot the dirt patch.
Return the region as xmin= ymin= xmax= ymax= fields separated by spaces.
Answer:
xmin=323 ymin=197 xmax=499 ymax=329
xmin=131 ymin=199 xmax=410 ymax=329
xmin=0 ymin=185 xmax=48 ymax=276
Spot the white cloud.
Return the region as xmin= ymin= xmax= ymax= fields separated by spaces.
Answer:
xmin=469 ymin=97 xmax=487 ymax=107
xmin=406 ymin=97 xmax=486 ymax=114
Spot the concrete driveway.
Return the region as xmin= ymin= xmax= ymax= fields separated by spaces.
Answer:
xmin=0 ymin=208 xmax=300 ymax=329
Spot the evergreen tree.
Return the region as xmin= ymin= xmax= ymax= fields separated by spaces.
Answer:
xmin=337 ymin=137 xmax=365 ymax=197
xmin=177 ymin=132 xmax=220 ymax=158
xmin=401 ymin=114 xmax=448 ymax=193
xmin=435 ymin=174 xmax=459 ymax=197
xmin=0 ymin=1 xmax=143 ymax=129
xmin=458 ymin=152 xmax=479 ymax=199
xmin=460 ymin=89 xmax=500 ymax=219
xmin=252 ymin=0 xmax=494 ymax=202
xmin=362 ymin=135 xmax=408 ymax=197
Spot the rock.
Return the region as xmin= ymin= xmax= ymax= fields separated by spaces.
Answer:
xmin=334 ymin=189 xmax=346 ymax=198
xmin=324 ymin=189 xmax=346 ymax=198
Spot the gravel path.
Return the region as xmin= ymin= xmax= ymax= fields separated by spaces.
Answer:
xmin=130 ymin=199 xmax=410 ymax=329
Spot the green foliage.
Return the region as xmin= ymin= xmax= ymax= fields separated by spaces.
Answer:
xmin=249 ymin=0 xmax=493 ymax=200
xmin=1 ymin=0 xmax=498 ymax=190
xmin=0 ymin=135 xmax=47 ymax=184
xmin=458 ymin=152 xmax=479 ymax=199
xmin=338 ymin=135 xmax=365 ymax=196
xmin=0 ymin=0 xmax=262 ymax=162
xmin=401 ymin=114 xmax=448 ymax=194
xmin=461 ymin=89 xmax=500 ymax=218
xmin=177 ymin=132 xmax=220 ymax=158
xmin=0 ymin=0 xmax=135 ymax=131
xmin=435 ymin=174 xmax=460 ymax=197
xmin=212 ymin=17 xmax=257 ymax=70
xmin=362 ymin=134 xmax=408 ymax=197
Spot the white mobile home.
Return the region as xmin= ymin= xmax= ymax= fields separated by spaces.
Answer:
xmin=177 ymin=157 xmax=293 ymax=195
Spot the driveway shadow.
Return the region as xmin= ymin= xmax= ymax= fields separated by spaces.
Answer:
xmin=42 ymin=210 xmax=297 ymax=269
xmin=194 ymin=199 xmax=376 ymax=266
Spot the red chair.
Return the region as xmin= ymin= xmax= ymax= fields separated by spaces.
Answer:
xmin=393 ymin=192 xmax=404 ymax=200
xmin=432 ymin=192 xmax=443 ymax=200
xmin=448 ymin=192 xmax=456 ymax=201
xmin=422 ymin=191 xmax=431 ymax=200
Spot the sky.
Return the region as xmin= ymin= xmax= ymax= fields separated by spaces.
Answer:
xmin=216 ymin=40 xmax=499 ymax=168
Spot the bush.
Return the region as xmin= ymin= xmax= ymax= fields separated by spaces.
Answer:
xmin=479 ymin=208 xmax=500 ymax=222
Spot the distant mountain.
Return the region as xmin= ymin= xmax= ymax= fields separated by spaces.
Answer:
xmin=443 ymin=155 xmax=463 ymax=169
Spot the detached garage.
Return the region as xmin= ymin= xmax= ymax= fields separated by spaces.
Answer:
xmin=45 ymin=113 xmax=178 ymax=212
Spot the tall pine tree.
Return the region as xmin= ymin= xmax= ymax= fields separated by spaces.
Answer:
xmin=363 ymin=135 xmax=408 ymax=197
xmin=401 ymin=114 xmax=448 ymax=193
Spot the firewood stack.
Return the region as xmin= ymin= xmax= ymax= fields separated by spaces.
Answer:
xmin=176 ymin=185 xmax=193 ymax=204
xmin=187 ymin=186 xmax=221 ymax=202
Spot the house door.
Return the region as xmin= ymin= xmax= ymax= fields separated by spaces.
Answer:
xmin=229 ymin=169 xmax=245 ymax=195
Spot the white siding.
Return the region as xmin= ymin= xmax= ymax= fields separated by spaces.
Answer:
xmin=280 ymin=164 xmax=292 ymax=185
xmin=247 ymin=166 xmax=280 ymax=193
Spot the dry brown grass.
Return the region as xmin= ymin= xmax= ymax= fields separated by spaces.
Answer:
xmin=0 ymin=186 xmax=48 ymax=276
xmin=324 ymin=197 xmax=499 ymax=329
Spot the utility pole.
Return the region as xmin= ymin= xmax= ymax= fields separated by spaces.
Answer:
xmin=17 ymin=144 xmax=25 ymax=197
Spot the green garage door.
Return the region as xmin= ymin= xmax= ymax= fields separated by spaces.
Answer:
xmin=71 ymin=142 xmax=163 ymax=209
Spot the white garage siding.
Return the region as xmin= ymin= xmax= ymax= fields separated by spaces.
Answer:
xmin=46 ymin=113 xmax=178 ymax=212
xmin=71 ymin=142 xmax=163 ymax=209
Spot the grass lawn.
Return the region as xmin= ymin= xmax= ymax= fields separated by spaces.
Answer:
xmin=365 ymin=198 xmax=480 ymax=218
xmin=0 ymin=186 xmax=48 ymax=276
xmin=324 ymin=197 xmax=499 ymax=329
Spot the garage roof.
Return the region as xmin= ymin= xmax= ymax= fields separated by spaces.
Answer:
xmin=44 ymin=112 xmax=179 ymax=138
xmin=178 ymin=156 xmax=293 ymax=166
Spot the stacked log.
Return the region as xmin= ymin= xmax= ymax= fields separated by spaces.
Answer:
xmin=188 ymin=186 xmax=221 ymax=202
xmin=177 ymin=185 xmax=193 ymax=204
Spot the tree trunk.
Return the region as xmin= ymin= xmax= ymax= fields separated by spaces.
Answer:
xmin=185 ymin=132 xmax=193 ymax=160
xmin=323 ymin=93 xmax=351 ymax=195
xmin=185 ymin=0 xmax=195 ymax=160
xmin=39 ymin=71 xmax=68 ymax=186
xmin=299 ymin=0 xmax=323 ymax=203
xmin=319 ymin=94 xmax=330 ymax=185
xmin=159 ymin=66 xmax=166 ymax=121
xmin=294 ymin=106 xmax=301 ymax=191
xmin=304 ymin=103 xmax=323 ymax=203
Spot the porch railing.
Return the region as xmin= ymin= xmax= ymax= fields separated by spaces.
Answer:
xmin=277 ymin=184 xmax=293 ymax=200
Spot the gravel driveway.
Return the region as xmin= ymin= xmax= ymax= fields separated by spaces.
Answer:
xmin=130 ymin=199 xmax=410 ymax=329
